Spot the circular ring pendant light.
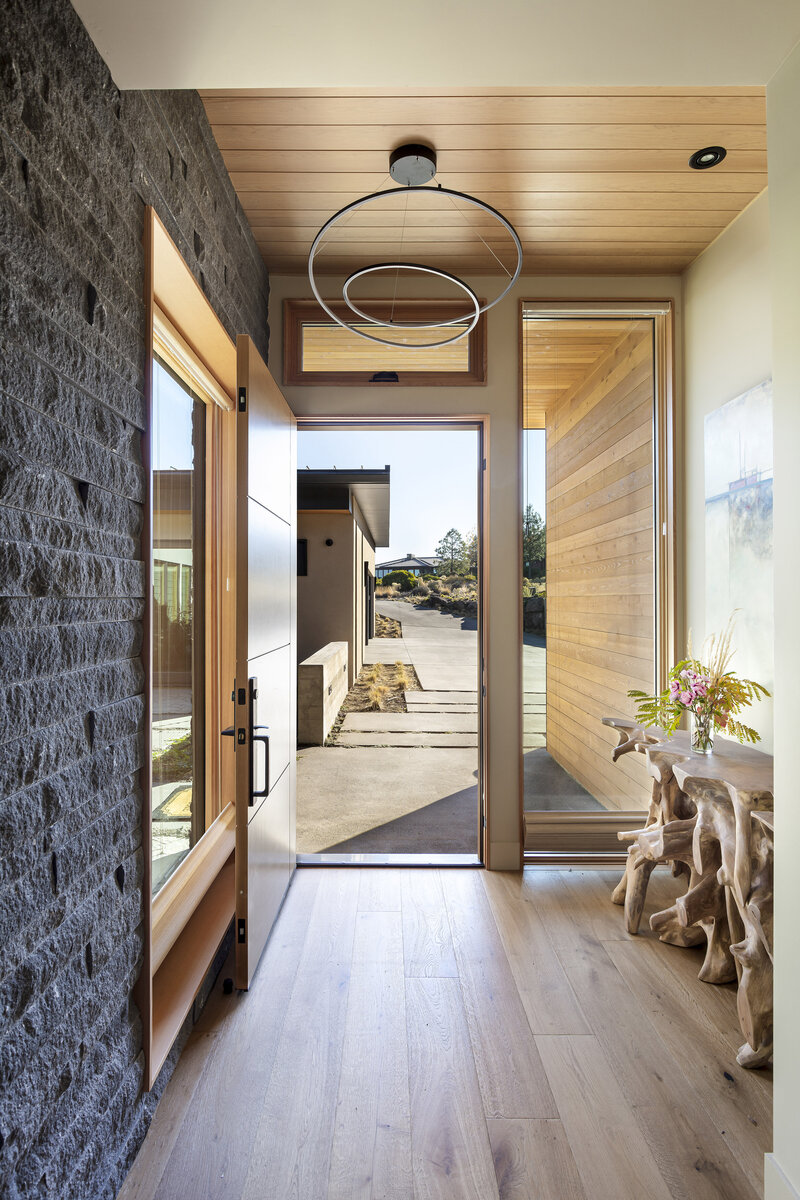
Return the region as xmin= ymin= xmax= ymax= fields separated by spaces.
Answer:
xmin=308 ymin=145 xmax=523 ymax=349
xmin=341 ymin=264 xmax=481 ymax=349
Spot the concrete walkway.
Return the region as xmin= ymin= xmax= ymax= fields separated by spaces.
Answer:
xmin=340 ymin=599 xmax=480 ymax=746
xmin=296 ymin=746 xmax=479 ymax=853
xmin=296 ymin=600 xmax=597 ymax=855
xmin=298 ymin=599 xmax=482 ymax=853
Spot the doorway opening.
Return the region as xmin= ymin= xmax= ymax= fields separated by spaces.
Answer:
xmin=294 ymin=420 xmax=486 ymax=865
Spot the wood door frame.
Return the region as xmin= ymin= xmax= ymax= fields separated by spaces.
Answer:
xmin=518 ymin=299 xmax=676 ymax=851
xmin=295 ymin=414 xmax=490 ymax=866
xmin=140 ymin=207 xmax=238 ymax=1088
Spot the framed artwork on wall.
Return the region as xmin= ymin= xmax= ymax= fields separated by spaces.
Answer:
xmin=704 ymin=379 xmax=774 ymax=744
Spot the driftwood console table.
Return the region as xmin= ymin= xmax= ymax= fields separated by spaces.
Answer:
xmin=602 ymin=718 xmax=774 ymax=1068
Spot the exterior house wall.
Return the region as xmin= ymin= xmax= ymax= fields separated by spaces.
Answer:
xmin=0 ymin=1 xmax=269 ymax=1196
xmin=352 ymin=495 xmax=376 ymax=677
xmin=297 ymin=511 xmax=355 ymax=682
xmin=297 ymin=503 xmax=376 ymax=687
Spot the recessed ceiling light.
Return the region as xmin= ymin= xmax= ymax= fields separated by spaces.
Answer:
xmin=689 ymin=146 xmax=727 ymax=170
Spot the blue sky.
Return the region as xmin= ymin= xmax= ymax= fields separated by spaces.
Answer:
xmin=524 ymin=430 xmax=546 ymax=521
xmin=299 ymin=428 xmax=477 ymax=560
xmin=299 ymin=427 xmax=547 ymax=562
xmin=152 ymin=360 xmax=195 ymax=471
xmin=152 ymin=357 xmax=549 ymax=559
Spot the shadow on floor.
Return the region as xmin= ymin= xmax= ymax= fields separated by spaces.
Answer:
xmin=320 ymin=776 xmax=480 ymax=854
xmin=523 ymin=748 xmax=604 ymax=811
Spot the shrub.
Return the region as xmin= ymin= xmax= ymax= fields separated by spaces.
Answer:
xmin=153 ymin=731 xmax=191 ymax=784
xmin=394 ymin=662 xmax=412 ymax=690
xmin=409 ymin=583 xmax=429 ymax=597
xmin=367 ymin=683 xmax=390 ymax=710
xmin=380 ymin=570 xmax=416 ymax=592
xmin=443 ymin=574 xmax=474 ymax=589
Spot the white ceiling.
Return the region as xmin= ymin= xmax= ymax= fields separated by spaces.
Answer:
xmin=73 ymin=0 xmax=800 ymax=90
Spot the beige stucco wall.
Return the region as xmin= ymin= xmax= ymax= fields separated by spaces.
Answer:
xmin=297 ymin=505 xmax=376 ymax=687
xmin=270 ymin=271 xmax=683 ymax=869
xmin=683 ymin=190 xmax=773 ymax=751
xmin=352 ymin=495 xmax=377 ymax=680
xmin=297 ymin=511 xmax=354 ymax=677
xmin=765 ymin=35 xmax=800 ymax=1200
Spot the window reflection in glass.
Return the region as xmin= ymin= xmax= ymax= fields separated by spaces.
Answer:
xmin=151 ymin=359 xmax=205 ymax=895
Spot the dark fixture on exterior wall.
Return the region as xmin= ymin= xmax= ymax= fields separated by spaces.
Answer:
xmin=689 ymin=146 xmax=727 ymax=169
xmin=370 ymin=371 xmax=399 ymax=383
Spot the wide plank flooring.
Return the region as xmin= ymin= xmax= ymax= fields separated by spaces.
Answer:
xmin=118 ymin=869 xmax=770 ymax=1200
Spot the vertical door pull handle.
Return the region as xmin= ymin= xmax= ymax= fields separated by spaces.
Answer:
xmin=251 ymin=725 xmax=270 ymax=802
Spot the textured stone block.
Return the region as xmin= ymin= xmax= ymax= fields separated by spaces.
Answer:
xmin=0 ymin=0 xmax=268 ymax=1195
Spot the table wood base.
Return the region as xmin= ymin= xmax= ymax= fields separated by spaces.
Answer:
xmin=602 ymin=718 xmax=774 ymax=1068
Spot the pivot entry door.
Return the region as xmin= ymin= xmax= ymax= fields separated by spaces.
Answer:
xmin=234 ymin=335 xmax=297 ymax=989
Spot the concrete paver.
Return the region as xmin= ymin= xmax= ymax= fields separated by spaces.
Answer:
xmin=342 ymin=712 xmax=478 ymax=733
xmin=296 ymin=745 xmax=479 ymax=853
xmin=335 ymin=732 xmax=478 ymax=748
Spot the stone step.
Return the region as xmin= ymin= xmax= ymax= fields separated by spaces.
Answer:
xmin=335 ymin=732 xmax=479 ymax=748
xmin=342 ymin=712 xmax=478 ymax=733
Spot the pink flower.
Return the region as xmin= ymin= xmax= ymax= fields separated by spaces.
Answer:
xmin=679 ymin=691 xmax=692 ymax=706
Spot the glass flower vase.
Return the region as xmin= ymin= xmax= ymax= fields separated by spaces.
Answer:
xmin=691 ymin=710 xmax=715 ymax=755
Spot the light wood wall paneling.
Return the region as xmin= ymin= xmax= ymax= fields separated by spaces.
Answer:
xmin=539 ymin=318 xmax=655 ymax=811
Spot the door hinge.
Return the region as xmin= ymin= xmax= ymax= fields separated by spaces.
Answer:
xmin=482 ymin=457 xmax=487 ymax=470
xmin=238 ymin=386 xmax=247 ymax=412
xmin=237 ymin=918 xmax=246 ymax=943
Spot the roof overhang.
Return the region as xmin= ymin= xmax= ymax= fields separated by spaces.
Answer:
xmin=298 ymin=468 xmax=390 ymax=548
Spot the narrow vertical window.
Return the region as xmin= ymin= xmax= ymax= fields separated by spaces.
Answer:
xmin=151 ymin=358 xmax=207 ymax=893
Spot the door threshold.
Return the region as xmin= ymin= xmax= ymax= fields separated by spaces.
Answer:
xmin=524 ymin=850 xmax=627 ymax=868
xmin=297 ymin=852 xmax=482 ymax=867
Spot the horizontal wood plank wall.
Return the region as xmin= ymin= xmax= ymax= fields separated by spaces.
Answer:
xmin=545 ymin=320 xmax=655 ymax=810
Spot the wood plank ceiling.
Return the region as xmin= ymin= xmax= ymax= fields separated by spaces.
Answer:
xmin=200 ymin=87 xmax=767 ymax=277
xmin=522 ymin=319 xmax=637 ymax=428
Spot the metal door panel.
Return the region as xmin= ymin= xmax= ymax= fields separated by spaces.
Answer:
xmin=244 ymin=766 xmax=293 ymax=972
xmin=246 ymin=380 xmax=293 ymax=525
xmin=235 ymin=335 xmax=296 ymax=990
xmin=248 ymin=644 xmax=291 ymax=810
xmin=247 ymin=501 xmax=291 ymax=661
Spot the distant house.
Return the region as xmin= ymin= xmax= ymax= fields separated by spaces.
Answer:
xmin=376 ymin=553 xmax=442 ymax=579
xmin=297 ymin=467 xmax=390 ymax=685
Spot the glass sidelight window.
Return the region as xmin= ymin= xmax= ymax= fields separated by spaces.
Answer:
xmin=520 ymin=303 xmax=675 ymax=847
xmin=151 ymin=359 xmax=207 ymax=893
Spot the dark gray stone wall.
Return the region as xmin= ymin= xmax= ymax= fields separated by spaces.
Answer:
xmin=0 ymin=1 xmax=269 ymax=1196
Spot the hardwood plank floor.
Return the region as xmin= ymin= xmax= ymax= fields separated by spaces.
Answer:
xmin=118 ymin=868 xmax=770 ymax=1200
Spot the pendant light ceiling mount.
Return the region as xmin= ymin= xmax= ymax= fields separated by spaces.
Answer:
xmin=389 ymin=143 xmax=437 ymax=186
xmin=308 ymin=143 xmax=523 ymax=349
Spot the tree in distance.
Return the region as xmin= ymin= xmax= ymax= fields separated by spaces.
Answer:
xmin=522 ymin=505 xmax=545 ymax=577
xmin=435 ymin=528 xmax=468 ymax=575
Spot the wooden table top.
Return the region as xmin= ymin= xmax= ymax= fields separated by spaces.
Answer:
xmin=639 ymin=730 xmax=774 ymax=794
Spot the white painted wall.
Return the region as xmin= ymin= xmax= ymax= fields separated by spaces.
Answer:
xmin=683 ymin=191 xmax=773 ymax=750
xmin=764 ymin=35 xmax=800 ymax=1200
xmin=270 ymin=271 xmax=682 ymax=868
xmin=72 ymin=0 xmax=800 ymax=88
